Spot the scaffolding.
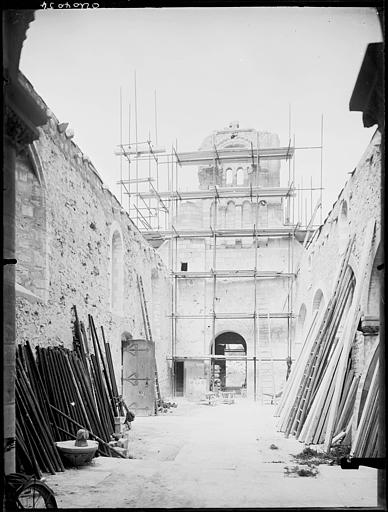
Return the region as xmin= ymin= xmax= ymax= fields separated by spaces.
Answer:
xmin=116 ymin=91 xmax=324 ymax=401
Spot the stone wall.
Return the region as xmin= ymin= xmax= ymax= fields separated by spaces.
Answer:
xmin=15 ymin=74 xmax=171 ymax=399
xmin=293 ymin=130 xmax=382 ymax=361
xmin=157 ymin=122 xmax=302 ymax=397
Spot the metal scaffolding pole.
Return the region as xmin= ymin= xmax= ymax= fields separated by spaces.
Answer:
xmin=134 ymin=71 xmax=139 ymax=227
xmin=119 ymin=87 xmax=123 ymax=206
xmin=128 ymin=100 xmax=131 ymax=213
xmin=211 ymin=135 xmax=217 ymax=390
xmin=320 ymin=114 xmax=324 ymax=225
xmin=168 ymin=153 xmax=175 ymax=396
xmin=253 ymin=225 xmax=258 ymax=402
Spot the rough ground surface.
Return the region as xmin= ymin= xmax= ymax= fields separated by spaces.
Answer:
xmin=45 ymin=398 xmax=378 ymax=508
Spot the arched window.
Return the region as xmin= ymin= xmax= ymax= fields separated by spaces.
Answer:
xmin=111 ymin=230 xmax=124 ymax=314
xmin=226 ymin=201 xmax=236 ymax=228
xmin=242 ymin=201 xmax=252 ymax=228
xmin=296 ymin=304 xmax=307 ymax=343
xmin=366 ymin=243 xmax=381 ymax=317
xmin=236 ymin=168 xmax=244 ymax=186
xmin=338 ymin=200 xmax=349 ymax=255
xmin=312 ymin=289 xmax=325 ymax=314
xmin=226 ymin=168 xmax=233 ymax=186
xmin=15 ymin=146 xmax=49 ymax=302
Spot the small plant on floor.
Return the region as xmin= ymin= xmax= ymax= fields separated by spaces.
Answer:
xmin=328 ymin=444 xmax=351 ymax=464
xmin=296 ymin=466 xmax=318 ymax=477
xmin=269 ymin=444 xmax=279 ymax=450
xmin=284 ymin=465 xmax=319 ymax=477
xmin=292 ymin=445 xmax=351 ymax=466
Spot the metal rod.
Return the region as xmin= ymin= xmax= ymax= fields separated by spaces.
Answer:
xmin=253 ymin=224 xmax=258 ymax=402
xmin=310 ymin=176 xmax=313 ymax=223
xmin=134 ymin=71 xmax=139 ymax=227
xmin=292 ymin=135 xmax=296 ymax=225
xmin=167 ymin=355 xmax=294 ymax=362
xmin=119 ymin=87 xmax=123 ymax=206
xmin=128 ymin=99 xmax=131 ymax=213
xmin=154 ymin=89 xmax=158 ymax=146
xmin=320 ymin=114 xmax=324 ymax=224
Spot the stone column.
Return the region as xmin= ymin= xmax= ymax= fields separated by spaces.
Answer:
xmin=3 ymin=143 xmax=16 ymax=473
xmin=3 ymin=10 xmax=48 ymax=474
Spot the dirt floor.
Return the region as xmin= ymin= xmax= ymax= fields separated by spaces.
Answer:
xmin=45 ymin=397 xmax=378 ymax=508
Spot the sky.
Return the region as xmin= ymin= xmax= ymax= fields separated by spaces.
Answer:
xmin=20 ymin=7 xmax=382 ymax=225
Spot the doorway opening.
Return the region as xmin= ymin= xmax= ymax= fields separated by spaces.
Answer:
xmin=174 ymin=361 xmax=184 ymax=396
xmin=211 ymin=332 xmax=247 ymax=394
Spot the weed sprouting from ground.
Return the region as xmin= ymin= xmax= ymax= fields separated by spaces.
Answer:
xmin=296 ymin=467 xmax=318 ymax=477
xmin=292 ymin=445 xmax=351 ymax=466
xmin=284 ymin=465 xmax=319 ymax=477
xmin=269 ymin=444 xmax=279 ymax=450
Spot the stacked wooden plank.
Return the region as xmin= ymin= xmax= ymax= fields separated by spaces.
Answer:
xmin=15 ymin=308 xmax=127 ymax=476
xmin=351 ymin=342 xmax=379 ymax=457
xmin=276 ymin=220 xmax=378 ymax=453
xmin=15 ymin=342 xmax=64 ymax=478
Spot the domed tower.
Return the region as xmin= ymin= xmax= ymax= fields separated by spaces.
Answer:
xmin=166 ymin=121 xmax=298 ymax=403
xmin=190 ymin=122 xmax=286 ymax=233
xmin=198 ymin=121 xmax=281 ymax=190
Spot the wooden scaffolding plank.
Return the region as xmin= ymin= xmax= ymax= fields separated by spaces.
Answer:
xmin=323 ymin=219 xmax=376 ymax=451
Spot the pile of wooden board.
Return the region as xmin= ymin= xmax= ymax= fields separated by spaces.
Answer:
xmin=351 ymin=341 xmax=379 ymax=458
xmin=15 ymin=307 xmax=128 ymax=477
xmin=275 ymin=220 xmax=379 ymax=455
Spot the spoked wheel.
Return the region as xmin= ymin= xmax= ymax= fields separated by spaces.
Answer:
xmin=5 ymin=474 xmax=57 ymax=509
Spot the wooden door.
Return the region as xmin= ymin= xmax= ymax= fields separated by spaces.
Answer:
xmin=122 ymin=338 xmax=155 ymax=416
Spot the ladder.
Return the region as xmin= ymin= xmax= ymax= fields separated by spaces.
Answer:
xmin=285 ymin=234 xmax=355 ymax=437
xmin=258 ymin=312 xmax=276 ymax=404
xmin=137 ymin=275 xmax=162 ymax=410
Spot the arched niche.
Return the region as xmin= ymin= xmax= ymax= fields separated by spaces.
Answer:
xmin=225 ymin=168 xmax=233 ymax=186
xmin=15 ymin=145 xmax=49 ymax=302
xmin=296 ymin=303 xmax=307 ymax=344
xmin=110 ymin=227 xmax=124 ymax=315
xmin=236 ymin=167 xmax=244 ymax=186
xmin=365 ymin=242 xmax=382 ymax=318
xmin=338 ymin=199 xmax=350 ymax=255
xmin=312 ymin=288 xmax=325 ymax=314
xmin=226 ymin=201 xmax=236 ymax=228
xmin=242 ymin=201 xmax=252 ymax=228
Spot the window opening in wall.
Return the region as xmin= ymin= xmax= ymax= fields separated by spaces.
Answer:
xmin=236 ymin=167 xmax=244 ymax=186
xmin=226 ymin=168 xmax=233 ymax=185
xmin=338 ymin=199 xmax=349 ymax=255
xmin=296 ymin=303 xmax=307 ymax=344
xmin=181 ymin=262 xmax=188 ymax=271
xmin=312 ymin=288 xmax=324 ymax=314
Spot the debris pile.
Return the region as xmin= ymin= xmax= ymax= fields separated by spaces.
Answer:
xmin=157 ymin=400 xmax=178 ymax=413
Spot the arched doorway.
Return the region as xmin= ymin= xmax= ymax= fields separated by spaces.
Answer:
xmin=211 ymin=332 xmax=247 ymax=393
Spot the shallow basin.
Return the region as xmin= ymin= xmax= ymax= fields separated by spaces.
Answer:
xmin=56 ymin=440 xmax=99 ymax=466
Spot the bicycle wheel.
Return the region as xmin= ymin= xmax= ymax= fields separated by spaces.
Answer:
xmin=15 ymin=480 xmax=57 ymax=509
